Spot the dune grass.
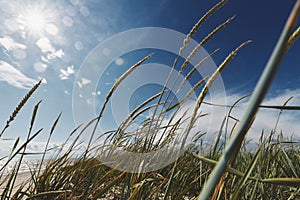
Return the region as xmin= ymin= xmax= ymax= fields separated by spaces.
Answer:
xmin=1 ymin=0 xmax=300 ymax=199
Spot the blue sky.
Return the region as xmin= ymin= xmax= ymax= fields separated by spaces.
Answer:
xmin=0 ymin=0 xmax=299 ymax=154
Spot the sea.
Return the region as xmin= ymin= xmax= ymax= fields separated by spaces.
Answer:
xmin=0 ymin=157 xmax=46 ymax=174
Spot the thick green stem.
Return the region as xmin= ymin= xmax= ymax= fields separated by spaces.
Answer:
xmin=198 ymin=1 xmax=300 ymax=199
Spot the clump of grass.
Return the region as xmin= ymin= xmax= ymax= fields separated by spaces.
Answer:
xmin=1 ymin=0 xmax=300 ymax=200
xmin=1 ymin=87 xmax=300 ymax=199
xmin=198 ymin=1 xmax=300 ymax=198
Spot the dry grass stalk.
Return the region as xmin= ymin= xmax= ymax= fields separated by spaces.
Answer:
xmin=286 ymin=26 xmax=300 ymax=51
xmin=0 ymin=79 xmax=43 ymax=137
xmin=181 ymin=40 xmax=251 ymax=150
xmin=179 ymin=0 xmax=227 ymax=56
xmin=85 ymin=53 xmax=154 ymax=154
xmin=181 ymin=16 xmax=235 ymax=72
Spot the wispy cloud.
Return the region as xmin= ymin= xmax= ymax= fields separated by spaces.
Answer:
xmin=194 ymin=90 xmax=300 ymax=144
xmin=0 ymin=36 xmax=26 ymax=51
xmin=0 ymin=60 xmax=37 ymax=89
xmin=145 ymin=90 xmax=300 ymax=149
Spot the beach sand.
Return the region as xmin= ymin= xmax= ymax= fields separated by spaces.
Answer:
xmin=0 ymin=171 xmax=32 ymax=195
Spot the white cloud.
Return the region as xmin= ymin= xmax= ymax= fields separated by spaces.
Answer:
xmin=41 ymin=56 xmax=50 ymax=63
xmin=0 ymin=60 xmax=37 ymax=89
xmin=36 ymin=37 xmax=64 ymax=60
xmin=36 ymin=37 xmax=55 ymax=53
xmin=0 ymin=36 xmax=26 ymax=51
xmin=59 ymin=65 xmax=75 ymax=80
xmin=48 ymin=48 xmax=64 ymax=59
xmin=135 ymin=90 xmax=300 ymax=150
xmin=193 ymin=90 xmax=300 ymax=144
xmin=77 ymin=77 xmax=91 ymax=88
xmin=0 ymin=139 xmax=85 ymax=160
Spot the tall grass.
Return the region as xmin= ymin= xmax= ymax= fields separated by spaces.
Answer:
xmin=0 ymin=0 xmax=300 ymax=199
xmin=198 ymin=1 xmax=300 ymax=198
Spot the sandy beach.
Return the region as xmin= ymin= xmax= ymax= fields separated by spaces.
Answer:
xmin=0 ymin=171 xmax=32 ymax=195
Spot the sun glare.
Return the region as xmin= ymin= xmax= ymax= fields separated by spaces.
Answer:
xmin=23 ymin=10 xmax=46 ymax=35
xmin=25 ymin=11 xmax=46 ymax=32
xmin=16 ymin=3 xmax=58 ymax=37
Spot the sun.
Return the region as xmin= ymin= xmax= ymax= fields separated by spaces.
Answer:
xmin=24 ymin=11 xmax=46 ymax=33
xmin=16 ymin=3 xmax=58 ymax=37
xmin=22 ymin=10 xmax=47 ymax=35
